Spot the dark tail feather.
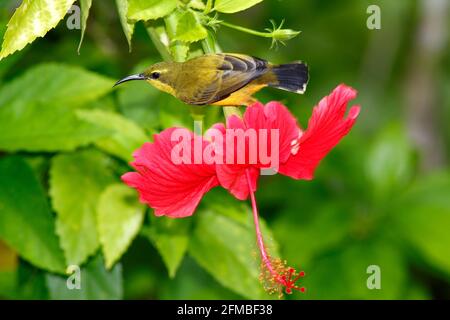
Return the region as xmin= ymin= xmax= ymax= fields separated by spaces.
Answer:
xmin=269 ymin=62 xmax=309 ymax=94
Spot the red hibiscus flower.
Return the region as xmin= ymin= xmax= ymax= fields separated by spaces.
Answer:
xmin=122 ymin=84 xmax=360 ymax=295
xmin=121 ymin=128 xmax=219 ymax=218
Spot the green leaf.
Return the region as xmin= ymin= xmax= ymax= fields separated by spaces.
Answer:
xmin=165 ymin=11 xmax=189 ymax=62
xmin=0 ymin=64 xmax=115 ymax=152
xmin=213 ymin=0 xmax=263 ymax=13
xmin=174 ymin=11 xmax=208 ymax=43
xmin=49 ymin=150 xmax=115 ymax=266
xmin=0 ymin=156 xmax=65 ymax=273
xmin=97 ymin=184 xmax=145 ymax=269
xmin=160 ymin=258 xmax=242 ymax=299
xmin=0 ymin=0 xmax=76 ymax=60
xmin=365 ymin=125 xmax=414 ymax=201
xmin=46 ymin=254 xmax=123 ymax=299
xmin=127 ymin=0 xmax=178 ymax=21
xmin=115 ymin=0 xmax=135 ymax=51
xmin=16 ymin=262 xmax=50 ymax=299
xmin=273 ymin=204 xmax=351 ymax=267
xmin=76 ymin=109 xmax=149 ymax=162
xmin=188 ymin=206 xmax=273 ymax=299
xmin=143 ymin=214 xmax=191 ymax=278
xmin=393 ymin=173 xmax=450 ymax=275
xmin=303 ymin=239 xmax=407 ymax=299
xmin=188 ymin=0 xmax=206 ymax=11
xmin=0 ymin=63 xmax=114 ymax=108
xmin=77 ymin=0 xmax=92 ymax=54
xmin=0 ymin=103 xmax=110 ymax=152
xmin=116 ymin=75 xmax=160 ymax=131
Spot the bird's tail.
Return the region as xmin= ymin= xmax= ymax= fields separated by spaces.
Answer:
xmin=269 ymin=62 xmax=309 ymax=94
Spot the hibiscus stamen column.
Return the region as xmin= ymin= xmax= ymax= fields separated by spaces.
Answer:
xmin=245 ymin=169 xmax=305 ymax=295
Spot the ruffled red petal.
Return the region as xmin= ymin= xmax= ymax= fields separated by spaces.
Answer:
xmin=121 ymin=128 xmax=218 ymax=218
xmin=279 ymin=84 xmax=360 ymax=180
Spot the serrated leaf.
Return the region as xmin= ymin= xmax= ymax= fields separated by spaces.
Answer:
xmin=0 ymin=156 xmax=66 ymax=273
xmin=213 ymin=0 xmax=263 ymax=13
xmin=127 ymin=0 xmax=177 ymax=21
xmin=76 ymin=109 xmax=149 ymax=162
xmin=0 ymin=103 xmax=111 ymax=152
xmin=0 ymin=63 xmax=115 ymax=108
xmin=115 ymin=0 xmax=134 ymax=51
xmin=77 ymin=0 xmax=92 ymax=54
xmin=143 ymin=215 xmax=191 ymax=278
xmin=46 ymin=254 xmax=123 ymax=299
xmin=174 ymin=11 xmax=207 ymax=43
xmin=97 ymin=184 xmax=145 ymax=269
xmin=188 ymin=207 xmax=274 ymax=299
xmin=50 ymin=150 xmax=115 ymax=266
xmin=0 ymin=0 xmax=76 ymax=60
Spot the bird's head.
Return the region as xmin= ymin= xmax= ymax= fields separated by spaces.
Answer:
xmin=114 ymin=61 xmax=178 ymax=96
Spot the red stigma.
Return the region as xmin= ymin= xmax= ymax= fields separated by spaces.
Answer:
xmin=277 ymin=266 xmax=306 ymax=295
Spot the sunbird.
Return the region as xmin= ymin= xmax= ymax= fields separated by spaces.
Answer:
xmin=114 ymin=53 xmax=309 ymax=106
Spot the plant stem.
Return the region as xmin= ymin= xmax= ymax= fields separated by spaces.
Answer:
xmin=146 ymin=26 xmax=172 ymax=62
xmin=220 ymin=21 xmax=273 ymax=38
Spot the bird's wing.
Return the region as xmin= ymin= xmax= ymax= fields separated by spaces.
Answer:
xmin=179 ymin=54 xmax=268 ymax=105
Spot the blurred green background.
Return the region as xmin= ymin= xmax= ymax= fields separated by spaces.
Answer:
xmin=0 ymin=0 xmax=449 ymax=300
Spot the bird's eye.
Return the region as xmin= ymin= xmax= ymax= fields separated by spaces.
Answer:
xmin=151 ymin=72 xmax=160 ymax=79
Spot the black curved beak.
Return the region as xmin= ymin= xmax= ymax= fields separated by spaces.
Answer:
xmin=114 ymin=73 xmax=146 ymax=87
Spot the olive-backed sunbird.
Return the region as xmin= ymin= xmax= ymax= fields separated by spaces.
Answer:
xmin=114 ymin=53 xmax=309 ymax=106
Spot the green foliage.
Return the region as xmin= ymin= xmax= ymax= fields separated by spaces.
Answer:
xmin=0 ymin=0 xmax=76 ymax=60
xmin=0 ymin=62 xmax=114 ymax=152
xmin=46 ymin=255 xmax=123 ymax=299
xmin=213 ymin=0 xmax=264 ymax=13
xmin=116 ymin=0 xmax=135 ymax=50
xmin=116 ymin=78 xmax=161 ymax=131
xmin=127 ymin=0 xmax=178 ymax=21
xmin=0 ymin=103 xmax=110 ymax=152
xmin=0 ymin=157 xmax=65 ymax=273
xmin=97 ymin=184 xmax=145 ymax=269
xmin=393 ymin=173 xmax=450 ymax=275
xmin=174 ymin=11 xmax=208 ymax=43
xmin=77 ymin=0 xmax=92 ymax=54
xmin=366 ymin=125 xmax=414 ymax=201
xmin=303 ymin=239 xmax=407 ymax=299
xmin=0 ymin=0 xmax=448 ymax=300
xmin=76 ymin=109 xmax=149 ymax=162
xmin=188 ymin=195 xmax=279 ymax=300
xmin=0 ymin=63 xmax=114 ymax=108
xmin=143 ymin=215 xmax=191 ymax=278
xmin=49 ymin=150 xmax=115 ymax=266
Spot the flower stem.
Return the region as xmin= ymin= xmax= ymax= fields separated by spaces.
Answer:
xmin=245 ymin=170 xmax=279 ymax=280
xmin=245 ymin=169 xmax=306 ymax=295
xmin=220 ymin=21 xmax=273 ymax=38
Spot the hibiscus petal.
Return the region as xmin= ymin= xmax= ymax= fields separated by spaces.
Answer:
xmin=212 ymin=115 xmax=259 ymax=199
xmin=279 ymin=84 xmax=360 ymax=180
xmin=122 ymin=128 xmax=219 ymax=218
xmin=216 ymin=164 xmax=259 ymax=200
